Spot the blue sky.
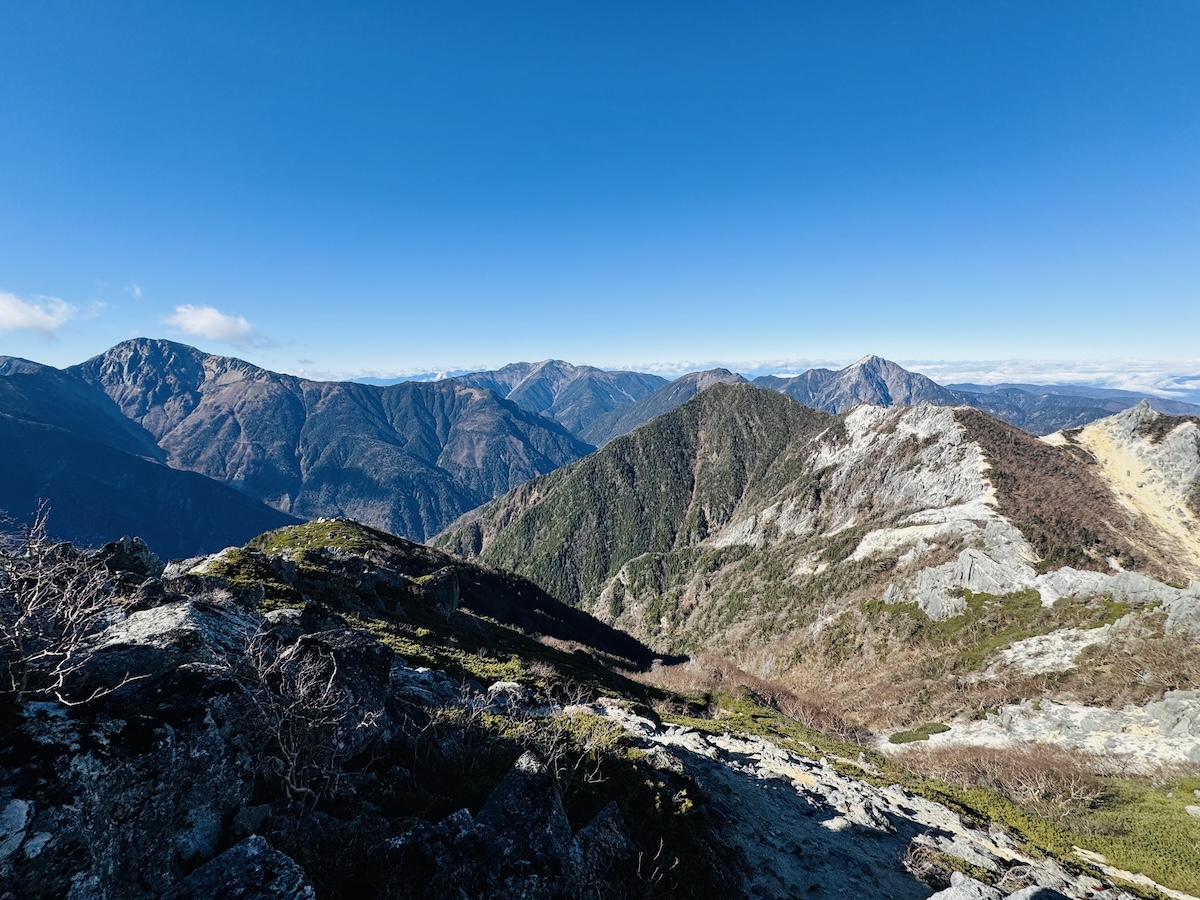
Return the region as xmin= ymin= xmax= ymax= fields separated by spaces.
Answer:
xmin=1 ymin=1 xmax=1197 ymax=388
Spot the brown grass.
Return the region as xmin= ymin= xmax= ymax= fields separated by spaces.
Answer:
xmin=892 ymin=742 xmax=1113 ymax=815
xmin=633 ymin=652 xmax=873 ymax=746
xmin=954 ymin=407 xmax=1148 ymax=575
xmin=1061 ymin=624 xmax=1200 ymax=708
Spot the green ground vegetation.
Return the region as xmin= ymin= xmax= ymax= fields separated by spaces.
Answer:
xmin=888 ymin=722 xmax=950 ymax=744
xmin=861 ymin=589 xmax=1131 ymax=672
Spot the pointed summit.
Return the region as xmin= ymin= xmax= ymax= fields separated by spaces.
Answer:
xmin=851 ymin=354 xmax=888 ymax=368
xmin=754 ymin=356 xmax=956 ymax=413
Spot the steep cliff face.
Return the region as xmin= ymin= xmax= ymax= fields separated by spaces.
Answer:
xmin=70 ymin=339 xmax=593 ymax=541
xmin=1055 ymin=402 xmax=1200 ymax=573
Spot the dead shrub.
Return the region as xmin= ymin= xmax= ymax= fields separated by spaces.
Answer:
xmin=242 ymin=631 xmax=380 ymax=802
xmin=634 ymin=652 xmax=873 ymax=746
xmin=0 ymin=508 xmax=134 ymax=705
xmin=892 ymin=742 xmax=1113 ymax=816
xmin=1066 ymin=624 xmax=1200 ymax=708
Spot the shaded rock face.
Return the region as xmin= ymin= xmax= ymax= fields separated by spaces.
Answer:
xmin=412 ymin=566 xmax=460 ymax=618
xmin=160 ymin=835 xmax=316 ymax=900
xmin=591 ymin=702 xmax=1125 ymax=900
xmin=0 ymin=556 xmax=646 ymax=899
xmin=2 ymin=660 xmax=264 ymax=898
xmin=389 ymin=752 xmax=637 ymax=900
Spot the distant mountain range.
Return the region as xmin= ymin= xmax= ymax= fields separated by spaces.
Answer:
xmin=68 ymin=339 xmax=592 ymax=542
xmin=457 ymin=354 xmax=1200 ymax=443
xmin=451 ymin=359 xmax=666 ymax=437
xmin=580 ymin=368 xmax=748 ymax=446
xmin=755 ymin=354 xmax=960 ymax=412
xmin=0 ymin=340 xmax=598 ymax=551
xmin=6 ymin=339 xmax=1200 ymax=558
xmin=0 ymin=357 xmax=297 ymax=557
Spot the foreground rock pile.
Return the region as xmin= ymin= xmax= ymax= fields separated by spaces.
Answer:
xmin=0 ymin=542 xmax=645 ymax=899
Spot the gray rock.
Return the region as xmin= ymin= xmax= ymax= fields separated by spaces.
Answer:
xmin=412 ymin=566 xmax=460 ymax=618
xmin=73 ymin=599 xmax=262 ymax=697
xmin=476 ymin=751 xmax=571 ymax=861
xmin=97 ymin=536 xmax=164 ymax=579
xmin=566 ymin=801 xmax=636 ymax=894
xmin=3 ymin=665 xmax=262 ymax=898
xmin=160 ymin=835 xmax=314 ymax=899
xmin=1004 ymin=888 xmax=1072 ymax=900
xmin=927 ymin=871 xmax=1003 ymax=900
xmin=161 ymin=556 xmax=209 ymax=579
xmin=1185 ymin=805 xmax=1200 ymax=819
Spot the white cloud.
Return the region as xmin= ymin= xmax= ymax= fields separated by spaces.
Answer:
xmin=164 ymin=304 xmax=262 ymax=345
xmin=0 ymin=291 xmax=77 ymax=336
xmin=899 ymin=358 xmax=1200 ymax=402
xmin=127 ymin=282 xmax=143 ymax=300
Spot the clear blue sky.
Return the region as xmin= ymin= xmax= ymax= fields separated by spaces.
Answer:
xmin=1 ymin=1 xmax=1197 ymax=382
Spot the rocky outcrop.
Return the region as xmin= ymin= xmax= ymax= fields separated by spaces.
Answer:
xmin=0 ymin=536 xmax=666 ymax=900
xmin=908 ymin=691 xmax=1200 ymax=768
xmin=390 ymin=752 xmax=638 ymax=899
xmin=160 ymin=836 xmax=315 ymax=900
xmin=589 ymin=701 xmax=1138 ymax=900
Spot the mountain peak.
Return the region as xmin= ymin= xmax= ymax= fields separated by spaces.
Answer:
xmin=851 ymin=354 xmax=889 ymax=368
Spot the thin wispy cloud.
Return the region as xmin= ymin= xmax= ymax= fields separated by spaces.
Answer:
xmin=0 ymin=290 xmax=77 ymax=337
xmin=127 ymin=282 xmax=144 ymax=300
xmin=164 ymin=304 xmax=270 ymax=347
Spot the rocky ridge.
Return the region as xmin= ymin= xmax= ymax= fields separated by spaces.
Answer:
xmin=437 ymin=387 xmax=1200 ymax=744
xmin=589 ymin=701 xmax=1162 ymax=900
xmin=4 ymin=520 xmax=1190 ymax=899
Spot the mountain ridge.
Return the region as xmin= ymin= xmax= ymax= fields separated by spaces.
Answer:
xmin=578 ymin=368 xmax=749 ymax=446
xmin=35 ymin=338 xmax=594 ymax=542
xmin=436 ymin=384 xmax=1200 ymax=730
xmin=451 ymin=358 xmax=666 ymax=437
